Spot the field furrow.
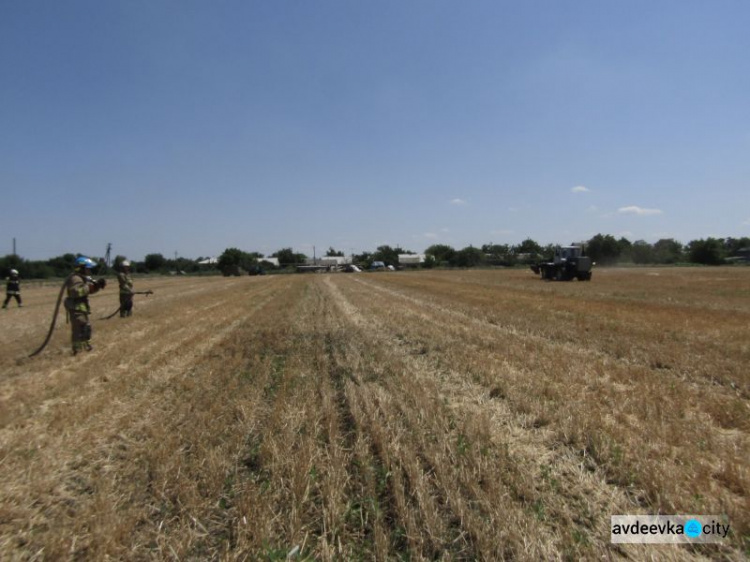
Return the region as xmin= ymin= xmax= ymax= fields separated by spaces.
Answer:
xmin=338 ymin=274 xmax=747 ymax=554
xmin=0 ymin=268 xmax=747 ymax=560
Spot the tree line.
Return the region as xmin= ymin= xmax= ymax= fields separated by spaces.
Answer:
xmin=2 ymin=235 xmax=748 ymax=279
xmin=0 ymin=252 xmax=216 ymax=280
xmin=215 ymin=236 xmax=750 ymax=275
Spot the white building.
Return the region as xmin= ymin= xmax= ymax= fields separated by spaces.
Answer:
xmin=398 ymin=254 xmax=426 ymax=265
xmin=306 ymin=256 xmax=352 ymax=266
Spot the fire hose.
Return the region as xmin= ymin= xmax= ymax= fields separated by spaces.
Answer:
xmin=28 ymin=275 xmax=72 ymax=358
xmin=29 ymin=275 xmax=107 ymax=357
xmin=101 ymin=290 xmax=154 ymax=320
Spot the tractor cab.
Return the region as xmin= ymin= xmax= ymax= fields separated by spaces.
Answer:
xmin=554 ymin=246 xmax=583 ymax=264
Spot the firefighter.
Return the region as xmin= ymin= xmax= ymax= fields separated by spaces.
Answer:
xmin=2 ymin=269 xmax=22 ymax=308
xmin=117 ymin=260 xmax=134 ymax=317
xmin=65 ymin=257 xmax=106 ymax=354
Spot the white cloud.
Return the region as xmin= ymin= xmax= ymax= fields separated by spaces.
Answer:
xmin=423 ymin=232 xmax=439 ymax=239
xmin=743 ymin=218 xmax=750 ymax=226
xmin=586 ymin=205 xmax=599 ymax=213
xmin=617 ymin=206 xmax=663 ymax=216
xmin=450 ymin=198 xmax=467 ymax=205
xmin=571 ymin=185 xmax=590 ymax=193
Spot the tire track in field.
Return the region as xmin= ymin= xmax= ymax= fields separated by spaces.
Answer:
xmin=324 ymin=275 xmax=713 ymax=561
xmin=311 ymin=280 xmax=436 ymax=558
xmin=321 ymin=277 xmax=564 ymax=559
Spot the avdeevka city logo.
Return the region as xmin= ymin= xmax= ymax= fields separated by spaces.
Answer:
xmin=684 ymin=519 xmax=702 ymax=538
xmin=611 ymin=515 xmax=729 ymax=544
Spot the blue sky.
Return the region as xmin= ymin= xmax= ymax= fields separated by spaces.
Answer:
xmin=2 ymin=1 xmax=749 ymax=261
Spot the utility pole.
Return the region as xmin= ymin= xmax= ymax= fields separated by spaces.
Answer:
xmin=104 ymin=243 xmax=112 ymax=267
xmin=12 ymin=237 xmax=16 ymax=256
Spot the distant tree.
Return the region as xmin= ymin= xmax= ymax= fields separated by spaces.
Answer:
xmin=25 ymin=262 xmax=55 ymax=279
xmin=0 ymin=254 xmax=24 ymax=277
xmin=425 ymin=244 xmax=456 ymax=265
xmin=131 ymin=260 xmax=148 ymax=274
xmin=372 ymin=245 xmax=399 ymax=265
xmin=482 ymin=243 xmax=513 ymax=265
xmin=617 ymin=237 xmax=633 ymax=262
xmin=45 ymin=253 xmax=77 ymax=277
xmin=587 ymin=234 xmax=621 ymax=264
xmin=512 ymin=238 xmax=543 ymax=258
xmin=631 ymin=240 xmax=654 ymax=264
xmin=653 ymin=239 xmax=684 ymax=264
xmin=218 ymin=248 xmax=259 ymax=276
xmin=453 ymin=246 xmax=484 ymax=267
xmin=272 ymin=248 xmax=307 ymax=266
xmin=170 ymin=256 xmax=202 ymax=273
xmin=217 ymin=248 xmax=243 ymax=276
xmin=325 ymin=247 xmax=344 ymax=257
xmin=1 ymin=253 xmax=23 ymax=269
xmin=688 ymin=238 xmax=725 ymax=265
xmin=353 ymin=251 xmax=372 ymax=268
xmin=422 ymin=255 xmax=437 ymax=269
xmin=482 ymin=243 xmax=509 ymax=255
xmin=144 ymin=253 xmax=167 ymax=272
xmin=724 ymin=237 xmax=750 ymax=256
xmin=541 ymin=244 xmax=557 ymax=259
xmin=394 ymin=246 xmax=414 ymax=255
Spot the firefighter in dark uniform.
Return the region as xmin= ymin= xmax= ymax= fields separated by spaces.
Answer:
xmin=3 ymin=269 xmax=22 ymax=308
xmin=65 ymin=257 xmax=106 ymax=354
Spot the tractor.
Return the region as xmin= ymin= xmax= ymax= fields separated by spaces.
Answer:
xmin=530 ymin=245 xmax=593 ymax=281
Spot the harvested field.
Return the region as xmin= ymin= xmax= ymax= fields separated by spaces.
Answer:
xmin=0 ymin=268 xmax=748 ymax=560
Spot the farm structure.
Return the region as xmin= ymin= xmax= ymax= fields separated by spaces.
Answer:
xmin=306 ymin=256 xmax=352 ymax=267
xmin=297 ymin=256 xmax=353 ymax=272
xmin=398 ymin=254 xmax=426 ymax=266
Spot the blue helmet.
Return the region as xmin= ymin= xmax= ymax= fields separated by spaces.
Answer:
xmin=75 ymin=256 xmax=98 ymax=270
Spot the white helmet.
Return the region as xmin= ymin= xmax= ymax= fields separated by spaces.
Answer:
xmin=10 ymin=269 xmax=19 ymax=275
xmin=122 ymin=260 xmax=131 ymax=267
